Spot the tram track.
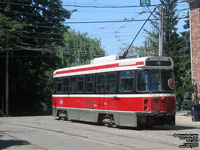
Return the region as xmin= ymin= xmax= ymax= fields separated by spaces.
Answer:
xmin=1 ymin=117 xmax=181 ymax=150
xmin=1 ymin=121 xmax=140 ymax=150
xmin=1 ymin=129 xmax=49 ymax=150
xmin=57 ymin=120 xmax=181 ymax=148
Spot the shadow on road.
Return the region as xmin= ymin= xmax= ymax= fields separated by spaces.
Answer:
xmin=60 ymin=119 xmax=200 ymax=131
xmin=0 ymin=139 xmax=30 ymax=150
xmin=133 ymin=125 xmax=200 ymax=131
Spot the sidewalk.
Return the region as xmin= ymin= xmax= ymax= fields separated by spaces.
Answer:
xmin=176 ymin=111 xmax=200 ymax=127
xmin=176 ymin=111 xmax=191 ymax=116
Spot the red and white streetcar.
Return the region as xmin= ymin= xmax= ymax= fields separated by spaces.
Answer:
xmin=52 ymin=55 xmax=176 ymax=127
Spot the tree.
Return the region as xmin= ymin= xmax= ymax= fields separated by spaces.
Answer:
xmin=146 ymin=0 xmax=194 ymax=110
xmin=160 ymin=0 xmax=181 ymax=57
xmin=0 ymin=1 xmax=105 ymax=115
xmin=119 ymin=45 xmax=145 ymax=57
xmin=179 ymin=14 xmax=194 ymax=110
xmin=0 ymin=0 xmax=71 ymax=115
xmin=61 ymin=31 xmax=105 ymax=67
xmin=123 ymin=0 xmax=194 ymax=110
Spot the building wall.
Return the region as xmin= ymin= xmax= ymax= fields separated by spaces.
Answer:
xmin=189 ymin=0 xmax=200 ymax=98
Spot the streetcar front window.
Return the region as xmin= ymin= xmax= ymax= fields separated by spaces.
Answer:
xmin=137 ymin=70 xmax=174 ymax=92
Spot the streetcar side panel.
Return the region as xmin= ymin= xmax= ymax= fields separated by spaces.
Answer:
xmin=52 ymin=56 xmax=176 ymax=127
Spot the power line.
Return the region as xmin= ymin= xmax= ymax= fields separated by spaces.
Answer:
xmin=0 ymin=1 xmax=195 ymax=11
xmin=62 ymin=4 xmax=156 ymax=8
xmin=123 ymin=7 xmax=156 ymax=58
xmin=0 ymin=1 xmax=156 ymax=8
xmin=0 ymin=28 xmax=64 ymax=36
xmin=64 ymin=19 xmax=158 ymax=24
xmin=0 ymin=42 xmax=104 ymax=54
xmin=0 ymin=8 xmax=66 ymax=21
xmin=0 ymin=18 xmax=159 ymax=26
xmin=0 ymin=22 xmax=67 ymax=30
xmin=77 ymin=10 xmax=151 ymax=14
xmin=64 ymin=16 xmax=189 ymax=24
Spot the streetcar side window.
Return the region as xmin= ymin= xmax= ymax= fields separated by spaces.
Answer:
xmin=96 ymin=73 xmax=106 ymax=93
xmin=86 ymin=74 xmax=95 ymax=93
xmin=63 ymin=77 xmax=69 ymax=93
xmin=120 ymin=71 xmax=135 ymax=92
xmin=107 ymin=72 xmax=116 ymax=93
xmin=56 ymin=78 xmax=63 ymax=93
xmin=138 ymin=71 xmax=149 ymax=91
xmin=77 ymin=76 xmax=85 ymax=93
xmin=52 ymin=78 xmax=56 ymax=94
xmin=70 ymin=76 xmax=77 ymax=93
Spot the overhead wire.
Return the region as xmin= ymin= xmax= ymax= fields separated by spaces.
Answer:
xmin=0 ymin=41 xmax=104 ymax=55
xmin=0 ymin=1 xmax=156 ymax=8
xmin=0 ymin=0 xmax=193 ymax=56
xmin=0 ymin=7 xmax=67 ymax=21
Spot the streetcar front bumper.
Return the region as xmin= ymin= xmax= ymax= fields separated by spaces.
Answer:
xmin=136 ymin=111 xmax=176 ymax=126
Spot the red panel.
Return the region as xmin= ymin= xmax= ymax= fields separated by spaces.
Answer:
xmin=160 ymin=97 xmax=175 ymax=111
xmin=151 ymin=98 xmax=160 ymax=112
xmin=53 ymin=95 xmax=176 ymax=112
xmin=55 ymin=61 xmax=144 ymax=75
xmin=56 ymin=64 xmax=118 ymax=75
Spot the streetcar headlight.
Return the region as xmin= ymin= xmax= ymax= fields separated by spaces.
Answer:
xmin=144 ymin=99 xmax=148 ymax=110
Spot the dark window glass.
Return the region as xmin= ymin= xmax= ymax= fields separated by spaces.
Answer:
xmin=56 ymin=78 xmax=63 ymax=93
xmin=120 ymin=71 xmax=135 ymax=92
xmin=96 ymin=73 xmax=106 ymax=93
xmin=70 ymin=77 xmax=77 ymax=93
xmin=138 ymin=70 xmax=161 ymax=92
xmin=77 ymin=76 xmax=85 ymax=93
xmin=137 ymin=70 xmax=174 ymax=92
xmin=52 ymin=78 xmax=56 ymax=94
xmin=146 ymin=61 xmax=171 ymax=66
xmin=161 ymin=61 xmax=171 ymax=66
xmin=86 ymin=74 xmax=94 ymax=93
xmin=107 ymin=72 xmax=116 ymax=93
xmin=162 ymin=70 xmax=174 ymax=91
xmin=63 ymin=77 xmax=69 ymax=93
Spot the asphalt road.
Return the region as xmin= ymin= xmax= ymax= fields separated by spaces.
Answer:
xmin=0 ymin=113 xmax=200 ymax=150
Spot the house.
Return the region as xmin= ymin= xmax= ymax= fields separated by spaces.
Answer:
xmin=184 ymin=0 xmax=200 ymax=101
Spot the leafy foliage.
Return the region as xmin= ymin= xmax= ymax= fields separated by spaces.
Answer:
xmin=120 ymin=0 xmax=194 ymax=110
xmin=0 ymin=0 xmax=105 ymax=116
xmin=119 ymin=45 xmax=145 ymax=57
xmin=178 ymin=14 xmax=194 ymax=110
xmin=60 ymin=31 xmax=105 ymax=67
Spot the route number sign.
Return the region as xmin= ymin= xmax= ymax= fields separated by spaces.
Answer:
xmin=140 ymin=0 xmax=151 ymax=7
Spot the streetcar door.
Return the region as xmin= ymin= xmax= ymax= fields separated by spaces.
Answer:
xmin=96 ymin=73 xmax=106 ymax=110
xmin=105 ymin=72 xmax=118 ymax=110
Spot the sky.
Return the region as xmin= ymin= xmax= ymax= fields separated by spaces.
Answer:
xmin=62 ymin=0 xmax=189 ymax=56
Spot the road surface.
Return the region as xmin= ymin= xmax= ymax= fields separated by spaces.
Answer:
xmin=0 ymin=113 xmax=200 ymax=150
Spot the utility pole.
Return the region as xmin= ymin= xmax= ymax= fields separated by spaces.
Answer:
xmin=1 ymin=96 xmax=3 ymax=116
xmin=159 ymin=5 xmax=164 ymax=56
xmin=144 ymin=41 xmax=147 ymax=56
xmin=6 ymin=46 xmax=9 ymax=117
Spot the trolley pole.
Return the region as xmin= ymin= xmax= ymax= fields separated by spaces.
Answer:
xmin=6 ymin=47 xmax=9 ymax=116
xmin=1 ymin=96 xmax=3 ymax=116
xmin=159 ymin=5 xmax=164 ymax=56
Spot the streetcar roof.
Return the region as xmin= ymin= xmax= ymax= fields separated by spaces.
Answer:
xmin=53 ymin=55 xmax=173 ymax=77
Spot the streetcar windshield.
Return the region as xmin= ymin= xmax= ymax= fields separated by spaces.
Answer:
xmin=137 ymin=70 xmax=174 ymax=92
